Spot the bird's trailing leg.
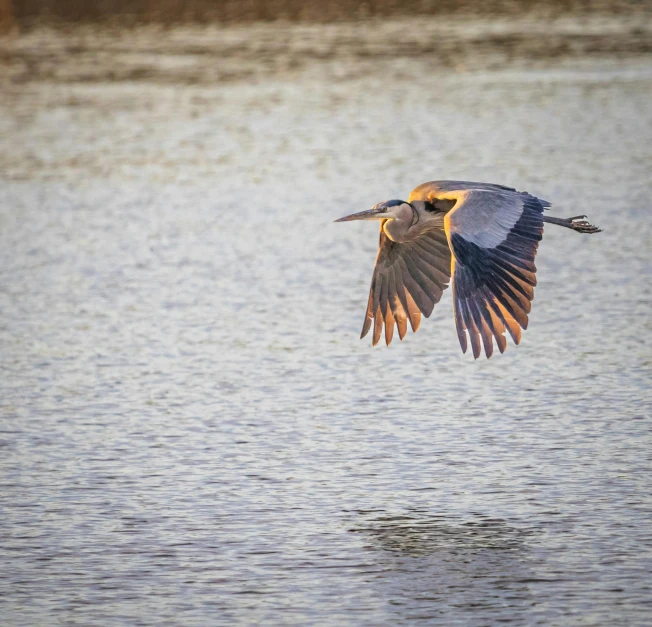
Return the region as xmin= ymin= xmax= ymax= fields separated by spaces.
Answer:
xmin=542 ymin=215 xmax=602 ymax=234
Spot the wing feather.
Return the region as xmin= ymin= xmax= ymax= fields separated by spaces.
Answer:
xmin=373 ymin=305 xmax=383 ymax=347
xmin=488 ymin=297 xmax=522 ymax=345
xmin=360 ymin=224 xmax=451 ymax=345
xmin=445 ymin=189 xmax=545 ymax=358
xmin=361 ymin=292 xmax=373 ymax=339
xmin=384 ymin=295 xmax=395 ymax=346
xmin=451 ymin=261 xmax=468 ymax=354
xmin=469 ymin=298 xmax=494 ymax=359
xmin=386 ymin=269 xmax=400 ymax=320
xmin=371 ymin=272 xmax=383 ymax=320
xmin=391 ymin=266 xmax=411 ymax=335
xmin=482 ymin=298 xmax=508 ymax=354
xmin=406 ymin=246 xmax=450 ymax=289
xmin=404 ymin=250 xmax=445 ymax=302
xmin=396 ymin=256 xmax=436 ymax=316
xmin=404 ymin=290 xmax=422 ymax=333
xmin=473 ymin=296 xmax=502 ymax=357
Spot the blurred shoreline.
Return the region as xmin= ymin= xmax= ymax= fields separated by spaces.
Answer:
xmin=1 ymin=0 xmax=651 ymax=30
xmin=1 ymin=13 xmax=651 ymax=86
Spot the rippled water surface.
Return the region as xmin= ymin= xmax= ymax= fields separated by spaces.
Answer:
xmin=1 ymin=16 xmax=652 ymax=626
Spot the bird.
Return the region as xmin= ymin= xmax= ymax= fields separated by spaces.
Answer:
xmin=335 ymin=180 xmax=601 ymax=359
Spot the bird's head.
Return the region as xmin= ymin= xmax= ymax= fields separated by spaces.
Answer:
xmin=334 ymin=199 xmax=410 ymax=222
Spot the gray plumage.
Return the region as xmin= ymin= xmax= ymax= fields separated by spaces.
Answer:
xmin=335 ymin=180 xmax=601 ymax=359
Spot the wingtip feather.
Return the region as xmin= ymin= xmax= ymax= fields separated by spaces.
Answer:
xmin=384 ymin=310 xmax=395 ymax=346
xmin=360 ymin=315 xmax=372 ymax=339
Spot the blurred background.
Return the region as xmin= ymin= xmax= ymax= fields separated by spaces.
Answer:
xmin=0 ymin=0 xmax=649 ymax=25
xmin=1 ymin=1 xmax=652 ymax=626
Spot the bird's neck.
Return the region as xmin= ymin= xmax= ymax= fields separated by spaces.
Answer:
xmin=385 ymin=202 xmax=434 ymax=242
xmin=383 ymin=206 xmax=414 ymax=242
xmin=383 ymin=201 xmax=447 ymax=242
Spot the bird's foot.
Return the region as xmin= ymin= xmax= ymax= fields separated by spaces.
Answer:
xmin=565 ymin=216 xmax=602 ymax=234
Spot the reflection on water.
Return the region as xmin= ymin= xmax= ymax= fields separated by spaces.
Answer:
xmin=353 ymin=511 xmax=530 ymax=555
xmin=351 ymin=511 xmax=537 ymax=624
xmin=1 ymin=13 xmax=652 ymax=627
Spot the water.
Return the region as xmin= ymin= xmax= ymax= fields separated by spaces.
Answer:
xmin=1 ymin=16 xmax=652 ymax=626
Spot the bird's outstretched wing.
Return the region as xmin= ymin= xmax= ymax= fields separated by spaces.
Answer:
xmin=444 ymin=189 xmax=545 ymax=359
xmin=362 ymin=222 xmax=451 ymax=346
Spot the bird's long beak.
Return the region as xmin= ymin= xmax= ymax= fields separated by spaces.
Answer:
xmin=334 ymin=208 xmax=393 ymax=222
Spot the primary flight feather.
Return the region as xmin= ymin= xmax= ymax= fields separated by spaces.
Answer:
xmin=335 ymin=180 xmax=601 ymax=359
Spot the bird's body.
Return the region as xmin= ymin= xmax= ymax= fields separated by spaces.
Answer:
xmin=335 ymin=180 xmax=601 ymax=358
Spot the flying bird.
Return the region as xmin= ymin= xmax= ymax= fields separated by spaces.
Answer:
xmin=335 ymin=180 xmax=601 ymax=358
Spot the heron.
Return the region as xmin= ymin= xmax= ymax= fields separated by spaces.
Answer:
xmin=335 ymin=180 xmax=601 ymax=359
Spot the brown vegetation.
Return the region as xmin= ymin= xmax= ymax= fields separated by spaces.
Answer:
xmin=2 ymin=0 xmax=648 ymax=28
